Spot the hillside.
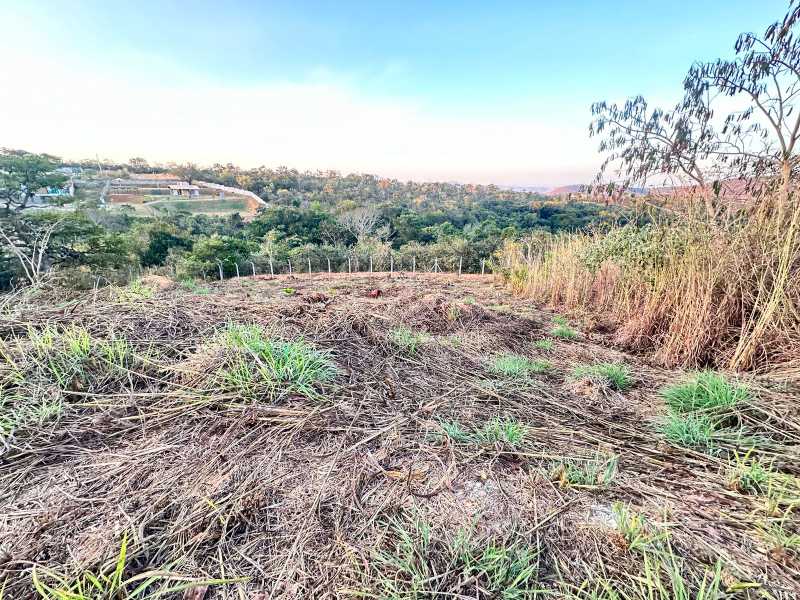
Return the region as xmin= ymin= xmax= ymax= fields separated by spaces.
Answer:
xmin=1 ymin=273 xmax=798 ymax=598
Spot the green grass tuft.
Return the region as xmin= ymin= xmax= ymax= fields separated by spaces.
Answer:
xmin=389 ymin=327 xmax=430 ymax=355
xmin=727 ymin=450 xmax=774 ymax=496
xmin=551 ymin=324 xmax=578 ymax=340
xmin=659 ymin=413 xmax=716 ymax=448
xmin=553 ymin=453 xmax=618 ymax=488
xmin=440 ymin=417 xmax=526 ymax=449
xmin=219 ymin=323 xmax=336 ymax=399
xmin=571 ymin=362 xmax=632 ymax=390
xmin=368 ymin=512 xmax=541 ymax=599
xmin=661 ymin=371 xmax=749 ymax=413
xmin=533 ymin=339 xmax=554 ymax=351
xmin=489 ymin=353 xmax=551 ymax=378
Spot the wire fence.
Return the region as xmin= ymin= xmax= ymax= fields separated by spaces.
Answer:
xmin=199 ymin=253 xmax=492 ymax=281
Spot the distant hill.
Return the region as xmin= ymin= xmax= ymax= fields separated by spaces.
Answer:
xmin=545 ymin=184 xmax=649 ymax=197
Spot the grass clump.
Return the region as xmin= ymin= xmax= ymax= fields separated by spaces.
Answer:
xmin=533 ymin=339 xmax=554 ymax=351
xmin=282 ymin=287 xmax=296 ymax=295
xmin=389 ymin=327 xmax=429 ymax=356
xmin=611 ymin=503 xmax=668 ymax=553
xmin=180 ymin=279 xmax=211 ymax=294
xmin=477 ymin=416 xmax=526 ymax=447
xmin=571 ymin=362 xmax=632 ymax=390
xmin=218 ymin=323 xmax=336 ymax=399
xmin=111 ymin=279 xmax=154 ymax=303
xmin=31 ymin=533 xmax=226 ymax=599
xmin=564 ymin=544 xmax=724 ymax=600
xmin=552 ymin=453 xmax=618 ymax=488
xmin=489 ymin=353 xmax=551 ymax=378
xmin=661 ymin=371 xmax=749 ymax=413
xmin=726 ymin=450 xmax=774 ymax=496
xmin=550 ymin=316 xmax=578 ymax=340
xmin=659 ymin=413 xmax=716 ymax=449
xmin=368 ymin=512 xmax=541 ymax=600
xmin=440 ymin=417 xmax=526 ymax=449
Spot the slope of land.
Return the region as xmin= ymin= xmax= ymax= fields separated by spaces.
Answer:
xmin=0 ymin=274 xmax=798 ymax=598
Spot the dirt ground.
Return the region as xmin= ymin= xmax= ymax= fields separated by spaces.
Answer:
xmin=0 ymin=273 xmax=798 ymax=598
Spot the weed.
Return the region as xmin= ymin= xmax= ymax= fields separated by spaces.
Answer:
xmin=218 ymin=323 xmax=336 ymax=399
xmin=180 ymin=279 xmax=211 ymax=294
xmin=571 ymin=362 xmax=632 ymax=391
xmin=727 ymin=450 xmax=774 ymax=496
xmin=661 ymin=371 xmax=749 ymax=413
xmin=659 ymin=413 xmax=716 ymax=449
xmin=463 ymin=295 xmax=476 ymax=305
xmin=564 ymin=543 xmax=724 ymax=600
xmin=31 ymin=533 xmax=227 ymax=599
xmin=612 ymin=503 xmax=668 ymax=553
xmin=282 ymin=287 xmax=296 ymax=295
xmin=489 ymin=353 xmax=551 ymax=378
xmin=368 ymin=512 xmax=541 ymax=599
xmin=111 ymin=280 xmax=154 ymax=303
xmin=553 ymin=453 xmax=618 ymax=488
xmin=447 ymin=303 xmax=460 ymax=322
xmin=533 ymin=339 xmax=553 ymax=351
xmin=553 ymin=315 xmax=569 ymax=326
xmin=439 ymin=420 xmax=473 ymax=443
xmin=551 ymin=324 xmax=578 ymax=340
xmin=439 ymin=417 xmax=526 ymax=448
xmin=477 ymin=416 xmax=526 ymax=447
xmin=760 ymin=519 xmax=800 ymax=559
xmin=389 ymin=327 xmax=429 ymax=356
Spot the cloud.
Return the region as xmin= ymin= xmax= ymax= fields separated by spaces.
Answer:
xmin=0 ymin=53 xmax=598 ymax=185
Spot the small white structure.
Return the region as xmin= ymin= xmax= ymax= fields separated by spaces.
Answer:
xmin=168 ymin=182 xmax=201 ymax=197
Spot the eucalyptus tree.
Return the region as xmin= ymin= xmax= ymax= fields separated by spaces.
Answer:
xmin=591 ymin=1 xmax=800 ymax=218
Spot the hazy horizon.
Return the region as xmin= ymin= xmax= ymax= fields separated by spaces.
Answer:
xmin=0 ymin=1 xmax=785 ymax=187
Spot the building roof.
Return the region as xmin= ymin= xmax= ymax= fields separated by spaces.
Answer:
xmin=168 ymin=182 xmax=200 ymax=191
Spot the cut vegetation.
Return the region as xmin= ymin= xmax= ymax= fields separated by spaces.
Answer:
xmin=0 ymin=274 xmax=798 ymax=599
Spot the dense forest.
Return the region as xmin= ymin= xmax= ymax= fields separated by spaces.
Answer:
xmin=1 ymin=154 xmax=634 ymax=288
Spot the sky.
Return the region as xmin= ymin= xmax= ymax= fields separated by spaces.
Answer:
xmin=0 ymin=0 xmax=788 ymax=186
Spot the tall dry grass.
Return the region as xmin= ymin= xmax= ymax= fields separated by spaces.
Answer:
xmin=497 ymin=195 xmax=800 ymax=379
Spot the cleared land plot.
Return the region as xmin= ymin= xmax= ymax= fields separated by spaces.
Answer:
xmin=0 ymin=274 xmax=798 ymax=598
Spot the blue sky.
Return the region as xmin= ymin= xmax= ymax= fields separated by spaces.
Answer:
xmin=0 ymin=1 xmax=787 ymax=185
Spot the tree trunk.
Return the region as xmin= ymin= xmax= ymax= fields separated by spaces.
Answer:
xmin=780 ymin=159 xmax=791 ymax=204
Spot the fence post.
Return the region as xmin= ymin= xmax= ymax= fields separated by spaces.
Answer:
xmin=327 ymin=257 xmax=331 ymax=275
xmin=348 ymin=257 xmax=352 ymax=275
xmin=390 ymin=254 xmax=394 ymax=275
xmin=412 ymin=256 xmax=416 ymax=273
xmin=434 ymin=258 xmax=439 ymax=273
xmin=369 ymin=256 xmax=373 ymax=273
xmin=458 ymin=256 xmax=462 ymax=277
xmin=269 ymin=257 xmax=274 ymax=276
xmin=308 ymin=255 xmax=312 ymax=274
xmin=481 ymin=259 xmax=485 ymax=275
xmin=235 ymin=263 xmax=240 ymax=279
xmin=288 ymin=259 xmax=292 ymax=275
xmin=216 ymin=260 xmax=224 ymax=281
xmin=249 ymin=261 xmax=256 ymax=276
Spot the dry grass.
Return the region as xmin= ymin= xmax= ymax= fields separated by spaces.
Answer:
xmin=497 ymin=195 xmax=800 ymax=380
xmin=0 ymin=273 xmax=798 ymax=599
